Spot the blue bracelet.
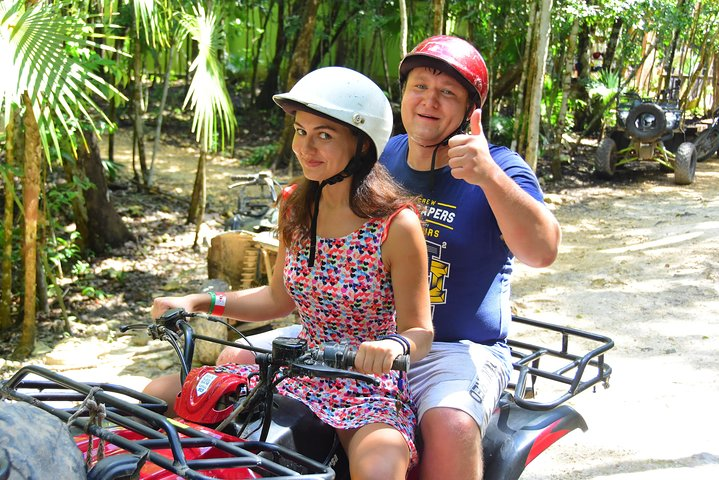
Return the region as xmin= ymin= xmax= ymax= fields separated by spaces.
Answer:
xmin=378 ymin=333 xmax=411 ymax=355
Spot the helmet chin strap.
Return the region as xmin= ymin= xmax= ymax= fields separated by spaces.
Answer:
xmin=418 ymin=105 xmax=472 ymax=191
xmin=307 ymin=141 xmax=365 ymax=268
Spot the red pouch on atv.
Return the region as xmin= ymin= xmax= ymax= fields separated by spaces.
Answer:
xmin=175 ymin=365 xmax=249 ymax=424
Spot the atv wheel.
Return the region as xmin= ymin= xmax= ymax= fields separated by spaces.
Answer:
xmin=674 ymin=142 xmax=697 ymax=185
xmin=693 ymin=125 xmax=719 ymax=162
xmin=0 ymin=402 xmax=86 ymax=480
xmin=595 ymin=138 xmax=617 ymax=178
xmin=625 ymin=103 xmax=667 ymax=141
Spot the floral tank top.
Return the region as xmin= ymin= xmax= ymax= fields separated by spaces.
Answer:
xmin=280 ymin=215 xmax=418 ymax=465
xmin=222 ymin=213 xmax=418 ymax=466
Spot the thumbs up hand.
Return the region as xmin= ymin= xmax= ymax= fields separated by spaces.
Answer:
xmin=447 ymin=109 xmax=495 ymax=187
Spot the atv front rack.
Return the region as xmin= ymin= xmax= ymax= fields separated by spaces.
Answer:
xmin=507 ymin=315 xmax=614 ymax=411
xmin=0 ymin=365 xmax=333 ymax=479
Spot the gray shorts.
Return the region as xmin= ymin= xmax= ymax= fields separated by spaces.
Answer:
xmin=238 ymin=326 xmax=511 ymax=435
xmin=407 ymin=341 xmax=511 ymax=435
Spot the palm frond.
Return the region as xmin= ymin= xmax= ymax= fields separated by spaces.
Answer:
xmin=0 ymin=1 xmax=126 ymax=161
xmin=180 ymin=4 xmax=236 ymax=153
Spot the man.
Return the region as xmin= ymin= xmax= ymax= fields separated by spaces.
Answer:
xmin=380 ymin=35 xmax=561 ymax=479
xmin=213 ymin=34 xmax=560 ymax=479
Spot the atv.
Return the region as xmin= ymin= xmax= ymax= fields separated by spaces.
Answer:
xmin=595 ymin=89 xmax=698 ymax=185
xmin=1 ymin=309 xmax=613 ymax=480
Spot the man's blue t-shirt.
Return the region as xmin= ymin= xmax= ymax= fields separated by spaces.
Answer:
xmin=380 ymin=134 xmax=545 ymax=344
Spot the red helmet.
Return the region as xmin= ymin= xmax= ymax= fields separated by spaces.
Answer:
xmin=175 ymin=365 xmax=250 ymax=424
xmin=400 ymin=35 xmax=489 ymax=107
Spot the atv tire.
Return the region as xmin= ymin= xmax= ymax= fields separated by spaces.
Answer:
xmin=674 ymin=142 xmax=697 ymax=185
xmin=595 ymin=138 xmax=617 ymax=178
xmin=625 ymin=103 xmax=667 ymax=141
xmin=0 ymin=402 xmax=86 ymax=480
xmin=694 ymin=125 xmax=719 ymax=162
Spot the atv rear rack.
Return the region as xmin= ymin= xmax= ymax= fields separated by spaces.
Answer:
xmin=0 ymin=365 xmax=333 ymax=479
xmin=507 ymin=315 xmax=614 ymax=411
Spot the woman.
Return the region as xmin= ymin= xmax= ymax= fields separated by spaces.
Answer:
xmin=144 ymin=66 xmax=433 ymax=479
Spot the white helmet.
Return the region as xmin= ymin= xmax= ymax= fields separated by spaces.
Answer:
xmin=273 ymin=66 xmax=392 ymax=160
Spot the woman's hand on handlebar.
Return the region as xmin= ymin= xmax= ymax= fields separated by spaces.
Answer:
xmin=151 ymin=295 xmax=202 ymax=320
xmin=353 ymin=339 xmax=406 ymax=375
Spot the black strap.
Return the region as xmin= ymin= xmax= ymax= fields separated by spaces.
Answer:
xmin=307 ymin=141 xmax=365 ymax=268
xmin=427 ymin=104 xmax=472 ymax=192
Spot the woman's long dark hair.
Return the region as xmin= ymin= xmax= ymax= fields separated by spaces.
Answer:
xmin=279 ymin=130 xmax=417 ymax=248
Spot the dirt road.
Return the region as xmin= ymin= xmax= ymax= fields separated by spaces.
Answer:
xmin=513 ymin=158 xmax=719 ymax=479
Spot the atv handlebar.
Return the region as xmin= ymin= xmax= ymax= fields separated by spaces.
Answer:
xmin=120 ymin=308 xmax=409 ymax=385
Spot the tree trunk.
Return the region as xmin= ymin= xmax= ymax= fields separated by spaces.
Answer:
xmin=713 ymin=53 xmax=719 ymax=113
xmin=149 ymin=42 xmax=177 ymax=187
xmin=663 ymin=0 xmax=686 ymax=94
xmin=603 ymin=18 xmax=623 ymax=70
xmin=512 ymin=0 xmax=537 ymax=153
xmin=192 ymin=145 xmax=208 ymax=249
xmin=16 ymin=94 xmax=41 ymax=358
xmin=188 ymin=143 xmax=207 ymax=225
xmin=379 ymin=29 xmax=393 ymax=100
xmin=524 ymin=0 xmax=552 ymax=171
xmin=550 ymin=16 xmax=579 ymax=180
xmin=432 ymin=0 xmax=445 ymax=35
xmin=250 ymin=0 xmax=275 ymax=105
xmin=399 ymin=0 xmax=408 ymax=57
xmin=273 ymin=0 xmax=320 ymax=173
xmin=76 ymin=131 xmax=135 ymax=254
xmin=132 ymin=18 xmax=149 ymax=187
xmin=636 ymin=31 xmax=657 ymax=92
xmin=1 ymin=113 xmax=17 ymax=330
xmin=572 ymin=23 xmax=592 ymax=131
xmin=256 ymin=0 xmax=287 ymax=109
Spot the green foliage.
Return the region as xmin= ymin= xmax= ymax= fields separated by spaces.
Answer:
xmin=102 ymin=158 xmax=124 ymax=183
xmin=178 ymin=3 xmax=237 ymax=153
xmin=588 ymin=69 xmax=621 ymax=105
xmin=47 ymin=231 xmax=82 ymax=274
xmin=0 ymin=0 xmax=126 ymax=163
xmin=80 ymin=285 xmax=108 ymax=300
xmin=71 ymin=259 xmax=91 ymax=277
xmin=488 ymin=114 xmax=514 ymax=148
xmin=243 ymin=143 xmax=280 ymax=167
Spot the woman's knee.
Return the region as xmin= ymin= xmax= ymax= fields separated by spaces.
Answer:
xmin=142 ymin=373 xmax=182 ymax=416
xmin=216 ymin=346 xmax=256 ymax=365
xmin=340 ymin=424 xmax=410 ymax=480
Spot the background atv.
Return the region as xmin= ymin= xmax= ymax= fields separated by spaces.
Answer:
xmin=595 ymin=90 xmax=698 ymax=185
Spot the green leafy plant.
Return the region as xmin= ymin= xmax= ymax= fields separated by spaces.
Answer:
xmin=243 ymin=143 xmax=279 ymax=167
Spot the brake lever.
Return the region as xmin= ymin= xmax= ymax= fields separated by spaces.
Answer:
xmin=288 ymin=359 xmax=379 ymax=386
xmin=119 ymin=323 xmax=149 ymax=333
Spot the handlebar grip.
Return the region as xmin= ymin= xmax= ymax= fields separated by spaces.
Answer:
xmin=391 ymin=354 xmax=410 ymax=372
xmin=341 ymin=350 xmax=410 ymax=372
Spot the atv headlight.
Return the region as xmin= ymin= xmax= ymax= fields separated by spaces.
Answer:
xmin=664 ymin=111 xmax=679 ymax=130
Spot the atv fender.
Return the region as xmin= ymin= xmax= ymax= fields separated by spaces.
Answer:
xmin=482 ymin=394 xmax=587 ymax=480
xmin=86 ymin=453 xmax=147 ymax=480
xmin=241 ymin=394 xmax=347 ymax=470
